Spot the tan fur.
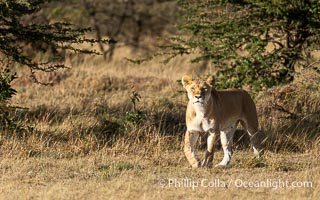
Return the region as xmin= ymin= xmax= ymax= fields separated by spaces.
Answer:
xmin=182 ymin=75 xmax=264 ymax=168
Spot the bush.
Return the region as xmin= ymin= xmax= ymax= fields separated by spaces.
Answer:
xmin=0 ymin=68 xmax=16 ymax=102
xmin=0 ymin=0 xmax=109 ymax=126
xmin=0 ymin=67 xmax=17 ymax=127
xmin=166 ymin=0 xmax=320 ymax=90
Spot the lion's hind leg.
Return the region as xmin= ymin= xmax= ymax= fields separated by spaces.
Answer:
xmin=249 ymin=129 xmax=265 ymax=159
xmin=242 ymin=120 xmax=265 ymax=158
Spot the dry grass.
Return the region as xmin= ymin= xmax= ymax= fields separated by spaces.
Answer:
xmin=0 ymin=151 xmax=319 ymax=199
xmin=1 ymin=46 xmax=319 ymax=199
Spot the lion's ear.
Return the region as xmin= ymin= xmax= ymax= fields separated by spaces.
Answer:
xmin=182 ymin=75 xmax=192 ymax=88
xmin=206 ymin=75 xmax=215 ymax=87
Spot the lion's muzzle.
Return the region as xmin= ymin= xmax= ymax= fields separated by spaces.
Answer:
xmin=193 ymin=95 xmax=204 ymax=104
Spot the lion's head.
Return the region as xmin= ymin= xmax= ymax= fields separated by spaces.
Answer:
xmin=182 ymin=75 xmax=215 ymax=106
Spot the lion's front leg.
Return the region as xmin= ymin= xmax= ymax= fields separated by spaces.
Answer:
xmin=201 ymin=129 xmax=219 ymax=168
xmin=184 ymin=130 xmax=200 ymax=168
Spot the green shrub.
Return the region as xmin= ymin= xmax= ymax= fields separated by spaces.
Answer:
xmin=166 ymin=0 xmax=320 ymax=90
xmin=0 ymin=68 xmax=17 ymax=127
xmin=0 ymin=68 xmax=16 ymax=102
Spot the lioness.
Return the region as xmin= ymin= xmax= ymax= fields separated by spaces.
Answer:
xmin=182 ymin=75 xmax=264 ymax=168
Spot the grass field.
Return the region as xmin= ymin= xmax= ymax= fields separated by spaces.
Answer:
xmin=1 ymin=46 xmax=319 ymax=199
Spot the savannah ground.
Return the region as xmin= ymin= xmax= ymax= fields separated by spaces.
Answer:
xmin=1 ymin=46 xmax=319 ymax=199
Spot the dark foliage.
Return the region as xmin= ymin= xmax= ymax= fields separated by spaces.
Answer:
xmin=167 ymin=0 xmax=320 ymax=90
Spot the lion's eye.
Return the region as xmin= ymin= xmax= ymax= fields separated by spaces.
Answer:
xmin=191 ymin=87 xmax=195 ymax=91
xmin=203 ymin=88 xmax=208 ymax=91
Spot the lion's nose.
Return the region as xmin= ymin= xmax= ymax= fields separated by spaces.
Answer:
xmin=195 ymin=95 xmax=202 ymax=99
